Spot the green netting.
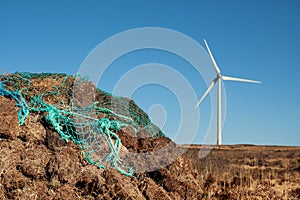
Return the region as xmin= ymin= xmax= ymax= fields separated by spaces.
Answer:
xmin=0 ymin=72 xmax=165 ymax=176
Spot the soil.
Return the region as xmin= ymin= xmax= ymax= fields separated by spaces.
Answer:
xmin=0 ymin=73 xmax=300 ymax=199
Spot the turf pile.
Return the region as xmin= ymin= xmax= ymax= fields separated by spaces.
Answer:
xmin=0 ymin=72 xmax=164 ymax=176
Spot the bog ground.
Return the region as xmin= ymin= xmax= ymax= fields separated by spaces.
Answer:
xmin=0 ymin=73 xmax=299 ymax=199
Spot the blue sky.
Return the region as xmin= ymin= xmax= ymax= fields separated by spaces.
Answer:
xmin=1 ymin=0 xmax=299 ymax=145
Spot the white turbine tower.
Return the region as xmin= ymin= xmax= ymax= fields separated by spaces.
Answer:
xmin=195 ymin=39 xmax=260 ymax=145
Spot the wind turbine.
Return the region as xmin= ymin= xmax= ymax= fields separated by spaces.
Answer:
xmin=195 ymin=39 xmax=260 ymax=145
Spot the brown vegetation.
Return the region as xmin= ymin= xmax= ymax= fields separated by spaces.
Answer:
xmin=0 ymin=74 xmax=299 ymax=199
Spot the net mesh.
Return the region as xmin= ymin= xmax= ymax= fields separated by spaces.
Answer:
xmin=0 ymin=72 xmax=165 ymax=176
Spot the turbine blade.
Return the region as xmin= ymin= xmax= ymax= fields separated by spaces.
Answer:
xmin=222 ymin=76 xmax=261 ymax=83
xmin=194 ymin=78 xmax=218 ymax=109
xmin=204 ymin=39 xmax=221 ymax=75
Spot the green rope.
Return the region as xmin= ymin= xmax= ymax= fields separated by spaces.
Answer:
xmin=0 ymin=72 xmax=165 ymax=176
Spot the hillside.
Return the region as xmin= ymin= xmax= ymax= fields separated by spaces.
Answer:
xmin=0 ymin=72 xmax=299 ymax=199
